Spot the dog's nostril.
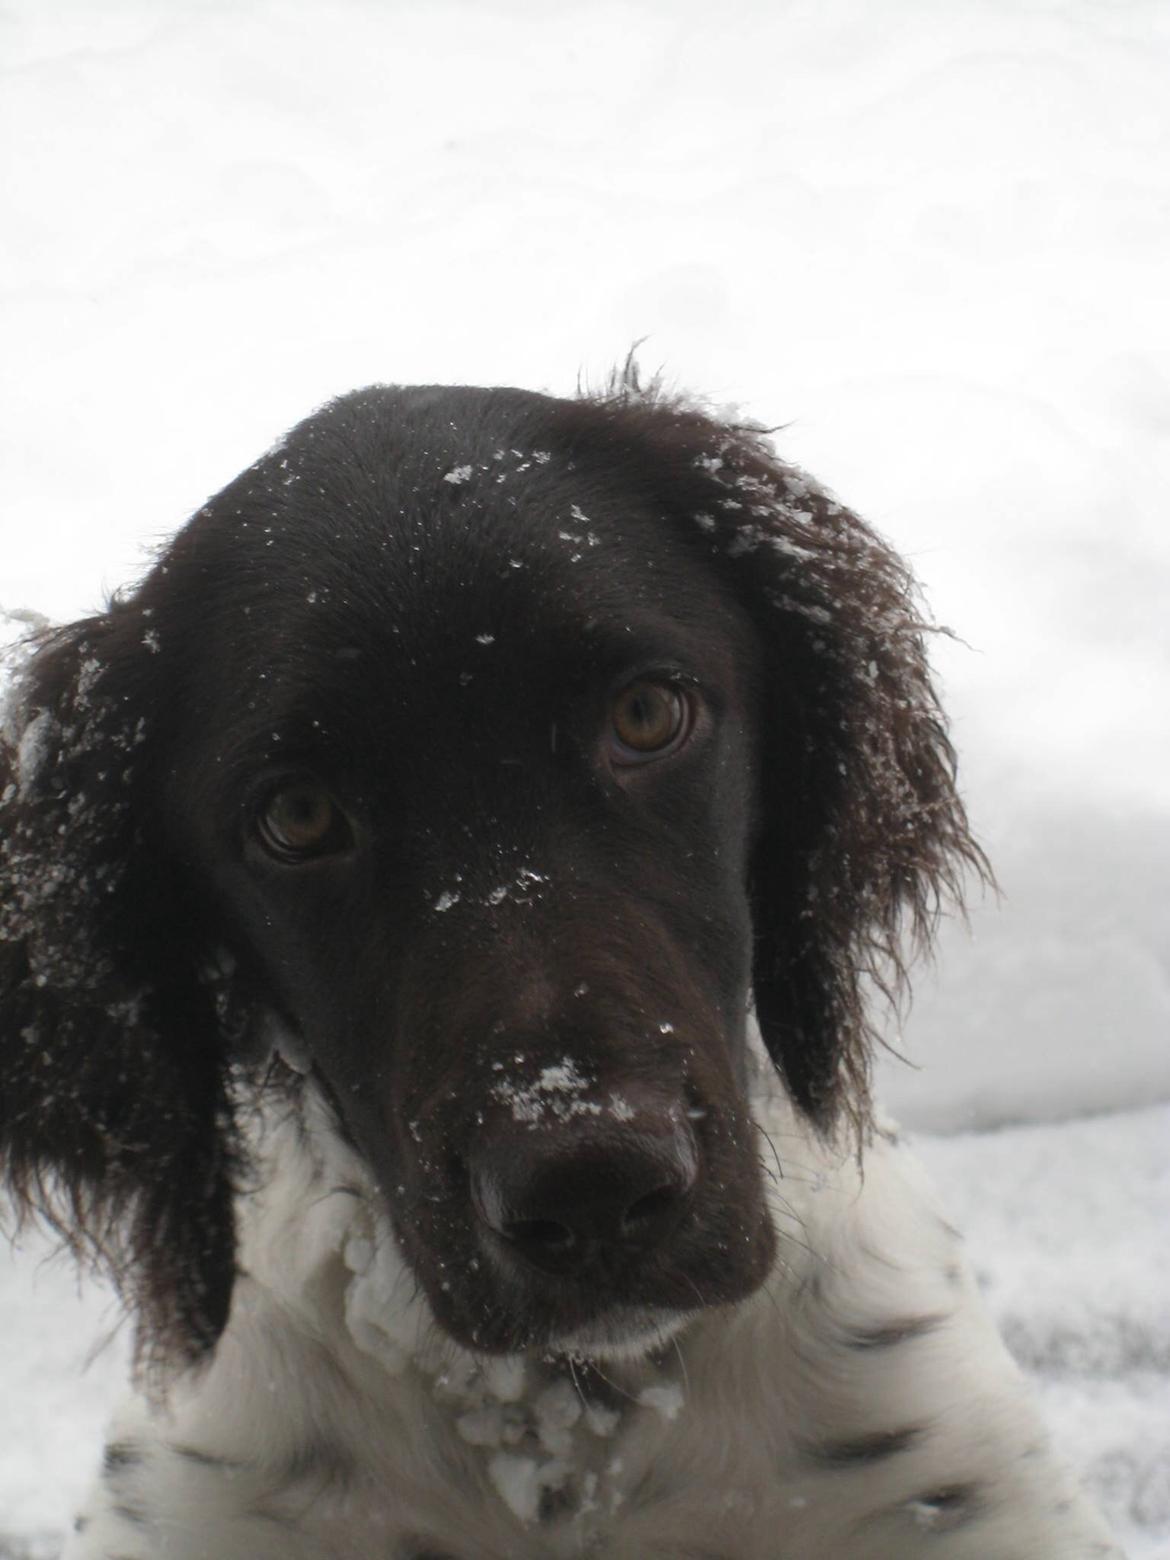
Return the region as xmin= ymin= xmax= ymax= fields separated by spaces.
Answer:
xmin=503 ymin=1217 xmax=577 ymax=1256
xmin=621 ymin=1183 xmax=683 ymax=1239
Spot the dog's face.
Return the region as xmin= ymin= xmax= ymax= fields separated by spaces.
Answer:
xmin=0 ymin=380 xmax=978 ymax=1365
xmin=161 ymin=393 xmax=773 ymax=1354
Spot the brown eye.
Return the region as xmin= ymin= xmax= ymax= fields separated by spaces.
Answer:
xmin=609 ymin=680 xmax=690 ymax=763
xmin=256 ymin=782 xmax=350 ymax=861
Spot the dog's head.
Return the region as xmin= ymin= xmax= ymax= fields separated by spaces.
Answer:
xmin=0 ymin=376 xmax=981 ymax=1366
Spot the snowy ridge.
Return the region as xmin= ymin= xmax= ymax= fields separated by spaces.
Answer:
xmin=918 ymin=1106 xmax=1170 ymax=1557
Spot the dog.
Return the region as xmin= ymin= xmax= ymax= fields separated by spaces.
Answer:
xmin=1 ymin=372 xmax=1119 ymax=1558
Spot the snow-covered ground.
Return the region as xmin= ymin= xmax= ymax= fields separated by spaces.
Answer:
xmin=1 ymin=1 xmax=1167 ymax=1555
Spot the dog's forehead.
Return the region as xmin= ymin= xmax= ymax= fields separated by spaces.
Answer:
xmin=182 ymin=386 xmax=756 ymax=720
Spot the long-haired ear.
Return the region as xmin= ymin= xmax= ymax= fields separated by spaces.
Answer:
xmin=692 ymin=419 xmax=989 ymax=1131
xmin=1 ymin=609 xmax=238 ymax=1369
xmin=576 ymin=373 xmax=990 ymax=1133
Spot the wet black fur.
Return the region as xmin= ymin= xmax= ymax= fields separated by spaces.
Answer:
xmin=0 ymin=370 xmax=983 ymax=1367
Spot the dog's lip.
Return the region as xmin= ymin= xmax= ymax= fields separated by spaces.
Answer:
xmin=540 ymin=1305 xmax=691 ymax=1363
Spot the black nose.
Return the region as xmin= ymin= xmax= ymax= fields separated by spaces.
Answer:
xmin=470 ymin=1089 xmax=699 ymax=1278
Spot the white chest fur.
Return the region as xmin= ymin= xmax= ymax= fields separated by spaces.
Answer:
xmin=66 ymin=1083 xmax=1119 ymax=1560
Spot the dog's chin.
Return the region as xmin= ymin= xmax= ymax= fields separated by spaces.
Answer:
xmin=424 ymin=1275 xmax=695 ymax=1363
xmin=544 ymin=1306 xmax=691 ymax=1364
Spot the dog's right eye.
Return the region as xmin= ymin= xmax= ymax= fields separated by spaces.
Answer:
xmin=608 ymin=679 xmax=692 ymax=766
xmin=255 ymin=782 xmax=352 ymax=862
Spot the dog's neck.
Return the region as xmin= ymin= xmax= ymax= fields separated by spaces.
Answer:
xmin=133 ymin=1068 xmax=1092 ymax=1560
xmin=234 ymin=1059 xmax=850 ymax=1473
xmin=228 ymin=1081 xmax=734 ymax=1529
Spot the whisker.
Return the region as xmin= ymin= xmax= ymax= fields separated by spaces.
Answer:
xmin=578 ymin=1358 xmax=641 ymax=1405
xmin=671 ymin=1334 xmax=691 ymax=1401
xmin=566 ymin=1354 xmax=589 ymax=1413
xmin=753 ymin=1119 xmax=785 ymax=1187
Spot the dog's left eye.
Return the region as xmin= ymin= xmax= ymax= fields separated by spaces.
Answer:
xmin=255 ymin=782 xmax=352 ymax=862
xmin=608 ymin=680 xmax=692 ymax=765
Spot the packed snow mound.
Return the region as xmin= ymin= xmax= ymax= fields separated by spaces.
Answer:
xmin=916 ymin=1106 xmax=1170 ymax=1557
xmin=878 ymin=792 xmax=1170 ymax=1131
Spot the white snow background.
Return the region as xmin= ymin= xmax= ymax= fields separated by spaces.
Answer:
xmin=1 ymin=0 xmax=1168 ymax=1555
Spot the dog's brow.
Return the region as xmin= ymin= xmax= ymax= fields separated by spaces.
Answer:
xmin=578 ymin=615 xmax=743 ymax=688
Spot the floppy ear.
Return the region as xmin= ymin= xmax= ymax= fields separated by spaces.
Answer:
xmin=687 ymin=419 xmax=989 ymax=1129
xmin=0 ymin=608 xmax=239 ymax=1368
xmin=576 ymin=374 xmax=988 ymax=1131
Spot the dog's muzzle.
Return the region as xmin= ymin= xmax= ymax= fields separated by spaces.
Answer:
xmin=469 ymin=1080 xmax=699 ymax=1282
